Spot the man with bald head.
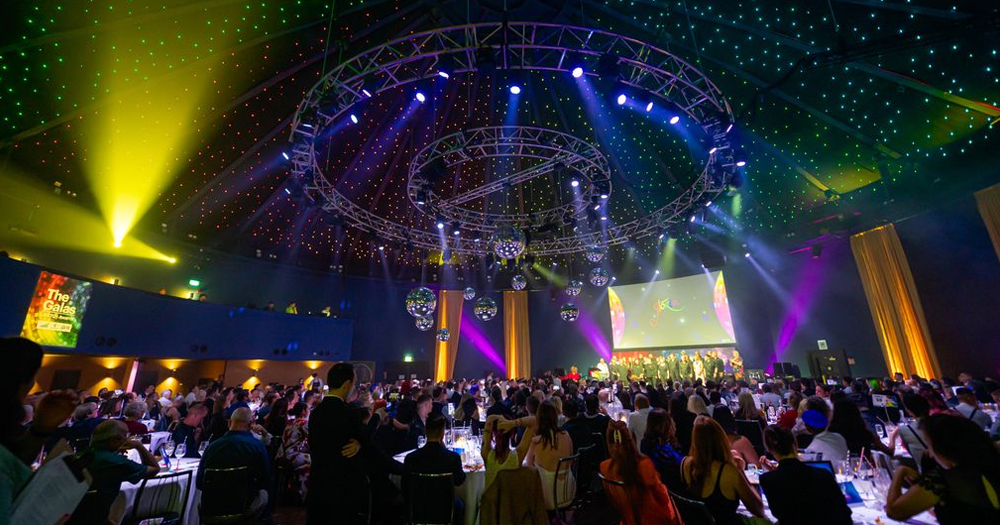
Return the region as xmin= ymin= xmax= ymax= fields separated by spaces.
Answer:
xmin=196 ymin=407 xmax=273 ymax=517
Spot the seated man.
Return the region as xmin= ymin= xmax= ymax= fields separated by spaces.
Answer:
xmin=801 ymin=405 xmax=848 ymax=464
xmin=171 ymin=402 xmax=208 ymax=457
xmin=954 ymin=387 xmax=993 ymax=430
xmin=759 ymin=425 xmax=852 ymax=525
xmin=68 ymin=420 xmax=159 ymax=525
xmin=196 ymin=407 xmax=273 ymax=518
xmin=403 ymin=413 xmax=466 ymax=525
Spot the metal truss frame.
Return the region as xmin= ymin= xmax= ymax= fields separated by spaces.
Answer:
xmin=289 ymin=22 xmax=738 ymax=256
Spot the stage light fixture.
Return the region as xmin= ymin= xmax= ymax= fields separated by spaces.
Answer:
xmin=415 ymin=190 xmax=428 ymax=206
xmin=570 ymin=179 xmax=579 ymax=188
xmin=350 ymin=114 xmax=359 ymax=124
xmin=362 ymin=89 xmax=372 ymax=97
xmin=689 ymin=214 xmax=696 ymax=223
xmin=706 ymin=200 xmax=713 ymax=207
xmin=436 ymin=54 xmax=455 ymax=79
xmin=435 ymin=216 xmax=445 ymax=229
xmin=281 ymin=152 xmax=290 ymax=160
xmin=415 ymin=92 xmax=426 ymax=103
xmin=616 ymin=93 xmax=627 ymax=105
xmin=451 ymin=222 xmax=461 ymax=235
xmin=571 ymin=66 xmax=584 ymax=78
xmin=736 ymin=160 xmax=747 ymax=167
xmin=510 ymin=85 xmax=522 ymax=95
xmin=744 ymin=252 xmax=751 ymax=258
xmin=726 ymin=123 xmax=734 ymax=133
xmin=709 ymin=147 xmax=718 ymax=154
xmin=669 ymin=115 xmax=680 ymax=125
xmin=645 ymin=101 xmax=654 ymax=112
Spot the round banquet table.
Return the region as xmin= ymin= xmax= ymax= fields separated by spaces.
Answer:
xmin=392 ymin=449 xmax=486 ymax=525
xmin=119 ymin=457 xmax=202 ymax=525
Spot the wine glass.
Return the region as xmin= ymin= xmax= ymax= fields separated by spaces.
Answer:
xmin=175 ymin=442 xmax=187 ymax=460
xmin=163 ymin=440 xmax=176 ymax=458
xmin=417 ymin=436 xmax=427 ymax=448
xmin=198 ymin=441 xmax=210 ymax=456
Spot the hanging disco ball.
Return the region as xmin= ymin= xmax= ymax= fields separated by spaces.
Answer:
xmin=589 ymin=267 xmax=610 ymax=287
xmin=405 ymin=287 xmax=437 ymax=318
xmin=565 ymin=279 xmax=583 ymax=297
xmin=463 ymin=287 xmax=476 ymax=301
xmin=474 ymin=296 xmax=498 ymax=321
xmin=490 ymin=225 xmax=527 ymax=260
xmin=436 ymin=328 xmax=450 ymax=342
xmin=511 ymin=274 xmax=527 ymax=290
xmin=560 ymin=303 xmax=580 ymax=322
xmin=415 ymin=316 xmax=434 ymax=331
xmin=584 ymin=244 xmax=607 ymax=263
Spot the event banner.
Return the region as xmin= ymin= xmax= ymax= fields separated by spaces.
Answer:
xmin=20 ymin=271 xmax=93 ymax=348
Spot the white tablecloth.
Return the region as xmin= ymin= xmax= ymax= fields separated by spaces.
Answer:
xmin=120 ymin=458 xmax=201 ymax=525
xmin=392 ymin=449 xmax=486 ymax=525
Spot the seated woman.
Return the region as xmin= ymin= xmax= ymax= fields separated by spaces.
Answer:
xmin=886 ymin=414 xmax=1000 ymax=524
xmin=710 ymin=405 xmax=759 ymax=469
xmin=481 ymin=415 xmax=520 ymax=490
xmin=524 ymin=401 xmax=575 ymax=511
xmin=278 ymin=402 xmax=312 ymax=501
xmin=828 ymin=398 xmax=892 ymax=459
xmin=121 ymin=401 xmax=149 ymax=436
xmin=680 ymin=416 xmax=765 ymax=525
xmin=601 ymin=420 xmax=683 ymax=525
xmin=734 ymin=392 xmax=766 ymax=427
xmin=887 ymin=393 xmax=933 ymax=471
xmin=639 ymin=408 xmax=685 ymax=493
xmin=758 ymin=425 xmax=852 ymax=525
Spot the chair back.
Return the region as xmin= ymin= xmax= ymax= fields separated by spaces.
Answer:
xmin=575 ymin=444 xmax=600 ymax=498
xmin=599 ymin=472 xmax=642 ymax=525
xmin=199 ymin=466 xmax=251 ymax=524
xmin=70 ymin=436 xmax=91 ymax=452
xmin=669 ymin=490 xmax=716 ymax=525
xmin=551 ymin=453 xmax=580 ymax=513
xmin=123 ymin=470 xmax=191 ymax=525
xmin=407 ymin=471 xmax=455 ymax=525
xmin=591 ymin=432 xmax=608 ymax=460
xmin=65 ymin=489 xmax=104 ymax=525
xmin=735 ymin=419 xmax=766 ymax=456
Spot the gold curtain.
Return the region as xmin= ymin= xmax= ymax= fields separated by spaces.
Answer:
xmin=503 ymin=290 xmax=531 ymax=379
xmin=975 ymin=183 xmax=1000 ymax=263
xmin=434 ymin=290 xmax=464 ymax=382
xmin=850 ymin=225 xmax=941 ymax=379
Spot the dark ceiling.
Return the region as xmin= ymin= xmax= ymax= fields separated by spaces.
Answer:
xmin=1 ymin=0 xmax=998 ymax=282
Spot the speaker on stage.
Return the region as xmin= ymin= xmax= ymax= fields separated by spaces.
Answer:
xmin=699 ymin=244 xmax=727 ymax=270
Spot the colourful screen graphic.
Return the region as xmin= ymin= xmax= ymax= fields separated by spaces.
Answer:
xmin=20 ymin=271 xmax=93 ymax=348
xmin=608 ymin=271 xmax=736 ymax=349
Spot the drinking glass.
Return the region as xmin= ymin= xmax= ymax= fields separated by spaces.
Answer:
xmin=175 ymin=443 xmax=187 ymax=460
xmin=198 ymin=441 xmax=210 ymax=456
xmin=164 ymin=440 xmax=176 ymax=458
xmin=417 ymin=436 xmax=427 ymax=448
xmin=848 ymin=454 xmax=862 ymax=477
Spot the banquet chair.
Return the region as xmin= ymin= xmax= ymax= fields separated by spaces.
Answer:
xmin=574 ymin=444 xmax=601 ymax=501
xmin=591 ymin=432 xmax=609 ymax=460
xmin=199 ymin=466 xmax=255 ymax=524
xmin=406 ymin=471 xmax=456 ymax=525
xmin=123 ymin=470 xmax=191 ymax=525
xmin=552 ymin=452 xmax=581 ymax=521
xmin=598 ymin=472 xmax=642 ymax=525
xmin=669 ymin=490 xmax=716 ymax=525
xmin=64 ymin=489 xmax=103 ymax=525
xmin=735 ymin=419 xmax=767 ymax=456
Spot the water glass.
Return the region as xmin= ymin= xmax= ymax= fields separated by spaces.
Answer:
xmin=198 ymin=441 xmax=210 ymax=456
xmin=175 ymin=443 xmax=187 ymax=460
xmin=164 ymin=440 xmax=176 ymax=458
xmin=417 ymin=436 xmax=427 ymax=448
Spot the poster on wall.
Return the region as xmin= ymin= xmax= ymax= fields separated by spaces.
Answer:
xmin=20 ymin=271 xmax=93 ymax=348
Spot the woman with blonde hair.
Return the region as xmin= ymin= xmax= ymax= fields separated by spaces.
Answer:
xmin=687 ymin=393 xmax=710 ymax=417
xmin=734 ymin=391 xmax=765 ymax=426
xmin=600 ymin=420 xmax=683 ymax=525
xmin=681 ymin=416 xmax=765 ymax=525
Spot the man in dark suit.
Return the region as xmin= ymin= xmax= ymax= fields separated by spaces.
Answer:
xmin=758 ymin=425 xmax=852 ymax=525
xmin=560 ymin=397 xmax=594 ymax=453
xmin=307 ymin=363 xmax=369 ymax=525
xmin=403 ymin=412 xmax=466 ymax=524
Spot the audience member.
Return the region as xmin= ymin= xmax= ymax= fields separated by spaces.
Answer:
xmin=758 ymin=425 xmax=852 ymax=525
xmin=121 ymin=402 xmax=149 ymax=436
xmin=481 ymin=416 xmax=519 ymax=491
xmin=197 ymin=407 xmax=272 ymax=518
xmin=171 ymin=403 xmax=208 ymax=458
xmin=600 ymin=420 xmax=683 ymax=525
xmin=710 ymin=405 xmax=760 ymax=468
xmin=681 ymin=416 xmax=765 ymax=525
xmin=278 ymin=401 xmax=312 ymax=501
xmin=954 ymin=387 xmax=993 ymax=430
xmin=639 ymin=408 xmax=685 ymax=493
xmin=524 ymin=401 xmax=575 ymax=511
xmin=886 ymin=414 xmax=1000 ymax=524
xmin=828 ymin=398 xmax=891 ymax=457
xmin=627 ymin=394 xmax=650 ymax=443
xmin=402 ymin=413 xmax=465 ymax=524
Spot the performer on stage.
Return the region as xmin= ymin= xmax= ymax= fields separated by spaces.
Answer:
xmin=692 ymin=351 xmax=705 ymax=382
xmin=643 ymin=355 xmax=657 ymax=383
xmin=712 ymin=351 xmax=725 ymax=381
xmin=596 ymin=358 xmax=609 ymax=381
xmin=657 ymin=355 xmax=668 ymax=384
xmin=730 ymin=350 xmax=744 ymax=380
xmin=666 ymin=353 xmax=679 ymax=383
xmin=677 ymin=352 xmax=693 ymax=382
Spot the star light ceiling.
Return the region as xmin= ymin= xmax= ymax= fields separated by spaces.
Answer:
xmin=0 ymin=1 xmax=997 ymax=281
